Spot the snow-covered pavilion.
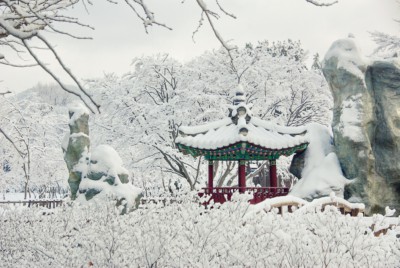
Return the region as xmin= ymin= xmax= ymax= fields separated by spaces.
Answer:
xmin=176 ymin=86 xmax=310 ymax=204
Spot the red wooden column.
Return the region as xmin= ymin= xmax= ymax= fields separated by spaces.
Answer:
xmin=269 ymin=160 xmax=277 ymax=188
xmin=208 ymin=160 xmax=214 ymax=189
xmin=238 ymin=160 xmax=246 ymax=193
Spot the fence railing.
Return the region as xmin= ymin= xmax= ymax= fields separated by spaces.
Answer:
xmin=200 ymin=187 xmax=289 ymax=204
xmin=0 ymin=195 xmax=365 ymax=217
xmin=0 ymin=200 xmax=63 ymax=209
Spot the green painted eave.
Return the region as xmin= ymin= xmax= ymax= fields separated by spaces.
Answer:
xmin=176 ymin=142 xmax=308 ymax=161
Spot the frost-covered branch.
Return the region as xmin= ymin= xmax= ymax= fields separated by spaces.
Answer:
xmin=370 ymin=0 xmax=399 ymax=56
xmin=216 ymin=0 xmax=237 ymax=19
xmin=0 ymin=126 xmax=26 ymax=159
xmin=370 ymin=31 xmax=400 ymax=55
xmin=195 ymin=0 xmax=237 ymax=64
xmin=0 ymin=0 xmax=100 ymax=112
xmin=123 ymin=0 xmax=172 ymax=33
xmin=153 ymin=145 xmax=199 ymax=190
xmin=21 ymin=38 xmax=98 ymax=113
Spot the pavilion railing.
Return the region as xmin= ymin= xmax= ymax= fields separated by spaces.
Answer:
xmin=200 ymin=187 xmax=289 ymax=204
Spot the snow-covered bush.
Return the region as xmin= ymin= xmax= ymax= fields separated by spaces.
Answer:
xmin=1 ymin=195 xmax=399 ymax=267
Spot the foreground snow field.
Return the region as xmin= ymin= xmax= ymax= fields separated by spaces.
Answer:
xmin=1 ymin=194 xmax=399 ymax=267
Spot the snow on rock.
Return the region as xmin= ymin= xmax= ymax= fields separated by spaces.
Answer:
xmin=68 ymin=101 xmax=90 ymax=126
xmin=290 ymin=123 xmax=350 ymax=199
xmin=89 ymin=144 xmax=129 ymax=177
xmin=323 ymin=36 xmax=368 ymax=83
xmin=61 ymin=132 xmax=70 ymax=152
xmin=78 ymin=145 xmax=142 ymax=213
xmin=337 ymin=93 xmax=365 ymax=142
xmin=77 ymin=177 xmax=142 ymax=214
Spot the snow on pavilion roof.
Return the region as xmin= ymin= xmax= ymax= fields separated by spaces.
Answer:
xmin=177 ymin=117 xmax=308 ymax=150
xmin=176 ymin=86 xmax=309 ymax=160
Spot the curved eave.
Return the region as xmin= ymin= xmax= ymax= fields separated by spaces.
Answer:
xmin=176 ymin=141 xmax=309 ymax=161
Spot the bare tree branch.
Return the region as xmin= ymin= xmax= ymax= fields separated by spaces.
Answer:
xmin=216 ymin=0 xmax=237 ymax=19
xmin=195 ymin=0 xmax=237 ymax=65
xmin=21 ymin=38 xmax=97 ymax=114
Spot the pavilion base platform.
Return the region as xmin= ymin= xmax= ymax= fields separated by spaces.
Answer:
xmin=198 ymin=187 xmax=289 ymax=205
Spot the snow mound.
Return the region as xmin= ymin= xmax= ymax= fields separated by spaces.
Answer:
xmin=290 ymin=123 xmax=350 ymax=199
xmin=77 ymin=145 xmax=142 ymax=212
xmin=89 ymin=144 xmax=128 ymax=176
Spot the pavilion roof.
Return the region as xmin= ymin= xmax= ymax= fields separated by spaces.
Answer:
xmin=176 ymin=85 xmax=310 ymax=155
xmin=176 ymin=117 xmax=308 ymax=150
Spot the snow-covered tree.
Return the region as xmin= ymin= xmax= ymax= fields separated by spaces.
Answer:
xmin=311 ymin=53 xmax=322 ymax=70
xmin=370 ymin=1 xmax=400 ymax=56
xmin=82 ymin=41 xmax=331 ymax=192
xmin=0 ymin=94 xmax=68 ymax=197
xmin=371 ymin=31 xmax=400 ymax=56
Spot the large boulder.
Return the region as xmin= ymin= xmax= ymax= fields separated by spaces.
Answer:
xmin=322 ymin=37 xmax=400 ymax=214
xmin=78 ymin=145 xmax=142 ymax=213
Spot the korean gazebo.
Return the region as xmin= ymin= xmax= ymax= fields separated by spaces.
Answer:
xmin=176 ymin=86 xmax=310 ymax=204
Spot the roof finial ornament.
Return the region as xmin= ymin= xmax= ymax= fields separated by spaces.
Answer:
xmin=229 ymin=83 xmax=252 ymax=125
xmin=233 ymin=83 xmax=246 ymax=105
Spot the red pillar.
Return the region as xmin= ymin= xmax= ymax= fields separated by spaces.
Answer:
xmin=238 ymin=160 xmax=246 ymax=193
xmin=270 ymin=160 xmax=277 ymax=188
xmin=208 ymin=161 xmax=214 ymax=189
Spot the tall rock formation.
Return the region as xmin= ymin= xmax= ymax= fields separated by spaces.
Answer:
xmin=62 ymin=103 xmax=90 ymax=200
xmin=322 ymin=37 xmax=400 ymax=214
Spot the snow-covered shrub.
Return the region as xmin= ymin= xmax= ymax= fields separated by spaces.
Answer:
xmin=1 ymin=195 xmax=399 ymax=267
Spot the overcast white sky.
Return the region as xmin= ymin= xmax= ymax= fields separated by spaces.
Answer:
xmin=1 ymin=0 xmax=399 ymax=92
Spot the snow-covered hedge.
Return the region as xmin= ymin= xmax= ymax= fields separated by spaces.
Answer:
xmin=1 ymin=194 xmax=399 ymax=267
